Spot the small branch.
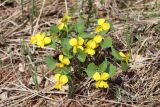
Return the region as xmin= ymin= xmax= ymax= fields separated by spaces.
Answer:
xmin=32 ymin=0 xmax=46 ymax=35
xmin=87 ymin=0 xmax=93 ymax=27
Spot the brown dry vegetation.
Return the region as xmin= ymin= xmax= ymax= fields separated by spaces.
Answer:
xmin=0 ymin=0 xmax=160 ymax=107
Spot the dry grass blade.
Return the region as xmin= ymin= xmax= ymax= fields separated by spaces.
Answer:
xmin=0 ymin=0 xmax=160 ymax=106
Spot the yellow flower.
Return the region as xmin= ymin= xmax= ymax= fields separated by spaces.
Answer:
xmin=61 ymin=13 xmax=71 ymax=23
xmin=30 ymin=32 xmax=41 ymax=44
xmin=56 ymin=55 xmax=70 ymax=68
xmin=36 ymin=32 xmax=45 ymax=41
xmin=84 ymin=48 xmax=95 ymax=56
xmin=93 ymin=35 xmax=103 ymax=43
xmin=84 ymin=40 xmax=97 ymax=56
xmin=119 ymin=51 xmax=130 ymax=64
xmin=95 ymin=18 xmax=110 ymax=33
xmin=86 ymin=40 xmax=97 ymax=49
xmin=58 ymin=23 xmax=65 ymax=30
xmin=44 ymin=37 xmax=52 ymax=44
xmin=58 ymin=13 xmax=71 ymax=30
xmin=92 ymin=72 xmax=109 ymax=88
xmin=37 ymin=33 xmax=51 ymax=48
xmin=69 ymin=37 xmax=84 ymax=54
xmin=56 ymin=63 xmax=64 ymax=68
xmin=30 ymin=32 xmax=51 ymax=48
xmin=54 ymin=74 xmax=68 ymax=90
xmin=30 ymin=35 xmax=37 ymax=44
xmin=84 ymin=35 xmax=102 ymax=56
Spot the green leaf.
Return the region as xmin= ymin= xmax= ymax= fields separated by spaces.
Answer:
xmin=100 ymin=0 xmax=105 ymax=4
xmin=68 ymin=23 xmax=76 ymax=32
xmin=99 ymin=59 xmax=108 ymax=72
xmin=32 ymin=71 xmax=38 ymax=86
xmin=61 ymin=38 xmax=72 ymax=57
xmin=45 ymin=55 xmax=57 ymax=70
xmin=60 ymin=67 xmax=70 ymax=75
xmin=77 ymin=49 xmax=86 ymax=62
xmin=111 ymin=47 xmax=122 ymax=60
xmin=121 ymin=61 xmax=129 ymax=71
xmin=79 ymin=32 xmax=92 ymax=39
xmin=101 ymin=36 xmax=112 ymax=48
xmin=49 ymin=39 xmax=56 ymax=49
xmin=62 ymin=47 xmax=71 ymax=58
xmin=107 ymin=63 xmax=116 ymax=77
xmin=86 ymin=63 xmax=97 ymax=78
xmin=108 ymin=20 xmax=113 ymax=30
xmin=76 ymin=19 xmax=85 ymax=34
xmin=50 ymin=25 xmax=58 ymax=33
xmin=99 ymin=30 xmax=107 ymax=35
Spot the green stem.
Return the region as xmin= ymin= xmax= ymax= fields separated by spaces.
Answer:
xmin=31 ymin=0 xmax=36 ymax=17
xmin=27 ymin=55 xmax=39 ymax=91
xmin=31 ymin=0 xmax=36 ymax=33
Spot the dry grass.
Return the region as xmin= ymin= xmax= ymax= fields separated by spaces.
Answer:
xmin=0 ymin=0 xmax=160 ymax=107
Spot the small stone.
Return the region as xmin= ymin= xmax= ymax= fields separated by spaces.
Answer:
xmin=29 ymin=76 xmax=43 ymax=85
xmin=19 ymin=63 xmax=25 ymax=72
xmin=37 ymin=65 xmax=49 ymax=74
xmin=0 ymin=92 xmax=8 ymax=101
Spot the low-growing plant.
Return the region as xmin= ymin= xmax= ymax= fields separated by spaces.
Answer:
xmin=30 ymin=13 xmax=130 ymax=91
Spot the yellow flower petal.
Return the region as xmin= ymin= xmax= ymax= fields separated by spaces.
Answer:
xmin=61 ymin=13 xmax=71 ymax=23
xmin=102 ymin=22 xmax=110 ymax=31
xmin=77 ymin=46 xmax=84 ymax=51
xmin=93 ymin=72 xmax=101 ymax=81
xmin=103 ymin=82 xmax=109 ymax=88
xmin=54 ymin=82 xmax=62 ymax=90
xmin=101 ymin=72 xmax=109 ymax=81
xmin=36 ymin=34 xmax=45 ymax=47
xmin=85 ymin=48 xmax=95 ymax=56
xmin=95 ymin=81 xmax=101 ymax=88
xmin=41 ymin=32 xmax=46 ymax=38
xmin=30 ymin=36 xmax=37 ymax=44
xmin=98 ymin=81 xmax=103 ymax=88
xmin=73 ymin=46 xmax=77 ymax=54
xmin=95 ymin=25 xmax=102 ymax=33
xmin=60 ymin=75 xmax=68 ymax=84
xmin=69 ymin=38 xmax=77 ymax=46
xmin=94 ymin=35 xmax=103 ymax=43
xmin=54 ymin=74 xmax=61 ymax=81
xmin=89 ymin=49 xmax=95 ymax=56
xmin=98 ymin=18 xmax=105 ymax=25
xmin=78 ymin=37 xmax=84 ymax=45
xmin=59 ymin=55 xmax=64 ymax=62
xmin=62 ymin=57 xmax=70 ymax=65
xmin=119 ymin=52 xmax=126 ymax=58
xmin=37 ymin=40 xmax=44 ymax=48
xmin=86 ymin=40 xmax=97 ymax=49
xmin=99 ymin=81 xmax=108 ymax=88
xmin=56 ymin=63 xmax=64 ymax=68
xmin=58 ymin=23 xmax=65 ymax=30
xmin=35 ymin=32 xmax=42 ymax=40
xmin=44 ymin=37 xmax=51 ymax=44
xmin=90 ymin=41 xmax=97 ymax=49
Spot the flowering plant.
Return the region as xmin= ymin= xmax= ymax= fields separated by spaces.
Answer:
xmin=30 ymin=13 xmax=130 ymax=91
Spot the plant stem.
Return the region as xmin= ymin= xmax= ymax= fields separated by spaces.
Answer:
xmin=27 ymin=55 xmax=39 ymax=91
xmin=64 ymin=0 xmax=68 ymax=14
xmin=31 ymin=0 xmax=36 ymax=17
